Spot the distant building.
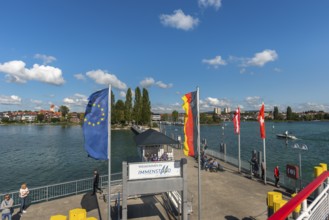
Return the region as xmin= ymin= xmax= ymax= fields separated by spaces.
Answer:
xmin=214 ymin=107 xmax=221 ymax=115
xmin=68 ymin=112 xmax=80 ymax=123
xmin=223 ymin=107 xmax=231 ymax=114
xmin=50 ymin=104 xmax=55 ymax=112
xmin=151 ymin=113 xmax=161 ymax=121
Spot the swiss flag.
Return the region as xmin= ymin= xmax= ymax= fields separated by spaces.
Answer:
xmin=233 ymin=107 xmax=240 ymax=134
xmin=258 ymin=103 xmax=266 ymax=139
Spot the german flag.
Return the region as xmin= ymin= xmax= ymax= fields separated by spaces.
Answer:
xmin=182 ymin=91 xmax=198 ymax=157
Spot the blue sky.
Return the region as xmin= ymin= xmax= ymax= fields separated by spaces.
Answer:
xmin=1 ymin=0 xmax=329 ymax=113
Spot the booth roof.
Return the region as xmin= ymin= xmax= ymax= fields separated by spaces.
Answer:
xmin=134 ymin=129 xmax=179 ymax=146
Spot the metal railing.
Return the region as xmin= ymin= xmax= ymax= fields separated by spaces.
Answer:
xmin=205 ymin=149 xmax=302 ymax=191
xmin=269 ymin=171 xmax=329 ymax=220
xmin=0 ymin=172 xmax=122 ymax=208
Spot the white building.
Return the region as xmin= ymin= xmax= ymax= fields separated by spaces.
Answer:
xmin=214 ymin=107 xmax=221 ymax=115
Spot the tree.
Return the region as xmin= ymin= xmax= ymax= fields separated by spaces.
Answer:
xmin=141 ymin=88 xmax=151 ymax=125
xmin=59 ymin=106 xmax=70 ymax=118
xmin=114 ymin=100 xmax=125 ymax=124
xmin=133 ymin=87 xmax=142 ymax=124
xmin=172 ymin=110 xmax=179 ymax=122
xmin=37 ymin=113 xmax=45 ymax=122
xmin=273 ymin=106 xmax=279 ymax=120
xmin=124 ymin=88 xmax=133 ymax=124
xmin=200 ymin=113 xmax=208 ymax=124
xmin=161 ymin=113 xmax=169 ymax=121
xmin=286 ymin=106 xmax=293 ymax=120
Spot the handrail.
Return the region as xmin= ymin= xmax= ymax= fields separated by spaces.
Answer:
xmin=268 ymin=171 xmax=329 ymax=220
xmin=0 ymin=173 xmax=123 ymax=208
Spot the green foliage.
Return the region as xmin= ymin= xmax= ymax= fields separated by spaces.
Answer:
xmin=51 ymin=118 xmax=60 ymax=123
xmin=286 ymin=106 xmax=293 ymax=120
xmin=37 ymin=113 xmax=45 ymax=122
xmin=273 ymin=106 xmax=279 ymax=120
xmin=152 ymin=122 xmax=159 ymax=128
xmin=114 ymin=100 xmax=125 ymax=124
xmin=141 ymin=88 xmax=151 ymax=125
xmin=172 ymin=110 xmax=179 ymax=122
xmin=59 ymin=105 xmax=70 ymax=118
xmin=124 ymin=88 xmax=133 ymax=123
xmin=133 ymin=87 xmax=142 ymax=124
xmin=161 ymin=114 xmax=169 ymax=121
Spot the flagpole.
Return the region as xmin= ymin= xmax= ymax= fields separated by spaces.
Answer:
xmin=108 ymin=84 xmax=112 ymax=220
xmin=263 ymin=138 xmax=266 ymax=184
xmin=196 ymin=86 xmax=201 ymax=220
xmin=238 ymin=133 xmax=241 ymax=172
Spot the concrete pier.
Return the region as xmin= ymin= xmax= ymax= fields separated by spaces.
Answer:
xmin=10 ymin=147 xmax=288 ymax=220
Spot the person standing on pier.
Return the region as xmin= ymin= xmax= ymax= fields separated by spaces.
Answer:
xmin=92 ymin=170 xmax=102 ymax=195
xmin=1 ymin=194 xmax=14 ymax=220
xmin=274 ymin=166 xmax=280 ymax=187
xmin=19 ymin=183 xmax=29 ymax=214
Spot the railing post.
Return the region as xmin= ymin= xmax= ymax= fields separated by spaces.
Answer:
xmin=46 ymin=186 xmax=49 ymax=201
xmin=76 ymin=181 xmax=78 ymax=195
xmin=301 ymin=199 xmax=307 ymax=214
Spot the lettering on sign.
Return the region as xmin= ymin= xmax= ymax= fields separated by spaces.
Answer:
xmin=286 ymin=164 xmax=299 ymax=180
xmin=128 ymin=161 xmax=181 ymax=180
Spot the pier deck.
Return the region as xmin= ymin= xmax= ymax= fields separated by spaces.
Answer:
xmin=11 ymin=147 xmax=288 ymax=220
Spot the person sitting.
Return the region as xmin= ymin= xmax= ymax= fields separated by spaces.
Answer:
xmin=210 ymin=160 xmax=219 ymax=172
xmin=205 ymin=158 xmax=213 ymax=171
xmin=160 ymin=152 xmax=168 ymax=161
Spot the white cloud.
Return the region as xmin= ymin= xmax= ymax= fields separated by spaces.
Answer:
xmin=140 ymin=77 xmax=155 ymax=88
xmin=0 ymin=95 xmax=22 ymax=105
xmin=119 ymin=91 xmax=126 ymax=98
xmin=198 ymin=0 xmax=222 ymax=10
xmin=246 ymin=49 xmax=278 ymax=67
xmin=0 ymin=60 xmax=65 ymax=85
xmin=244 ymin=96 xmax=263 ymax=109
xmin=204 ymin=97 xmax=230 ymax=107
xmin=74 ymin=73 xmax=86 ymax=80
xmin=202 ymin=55 xmax=226 ymax=68
xmin=156 ymin=81 xmax=173 ymax=89
xmin=86 ymin=69 xmax=127 ymax=90
xmin=274 ymin=68 xmax=281 ymax=73
xmin=31 ymin=99 xmax=42 ymax=105
xmin=160 ymin=9 xmax=199 ymax=31
xmin=63 ymin=93 xmax=88 ymax=107
xmin=34 ymin=54 xmax=56 ymax=65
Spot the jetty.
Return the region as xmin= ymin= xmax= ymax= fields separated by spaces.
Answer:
xmin=6 ymin=147 xmax=286 ymax=220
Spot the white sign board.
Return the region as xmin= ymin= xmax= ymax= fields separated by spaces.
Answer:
xmin=128 ymin=161 xmax=181 ymax=180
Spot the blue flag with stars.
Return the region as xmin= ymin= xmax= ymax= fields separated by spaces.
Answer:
xmin=83 ymin=88 xmax=109 ymax=160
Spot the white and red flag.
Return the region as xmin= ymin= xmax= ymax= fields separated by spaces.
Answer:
xmin=233 ymin=107 xmax=240 ymax=134
xmin=258 ymin=103 xmax=266 ymax=139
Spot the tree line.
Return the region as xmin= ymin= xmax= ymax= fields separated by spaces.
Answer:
xmin=0 ymin=87 xmax=152 ymax=126
xmin=111 ymin=87 xmax=151 ymax=126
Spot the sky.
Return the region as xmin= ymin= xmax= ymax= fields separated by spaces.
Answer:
xmin=1 ymin=0 xmax=329 ymax=114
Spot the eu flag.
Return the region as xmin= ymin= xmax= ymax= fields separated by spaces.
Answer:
xmin=83 ymin=88 xmax=109 ymax=160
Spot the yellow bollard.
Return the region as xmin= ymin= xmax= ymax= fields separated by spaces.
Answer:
xmin=86 ymin=218 xmax=98 ymax=220
xmin=273 ymin=199 xmax=288 ymax=212
xmin=314 ymin=166 xmax=323 ymax=178
xmin=291 ymin=193 xmax=301 ymax=213
xmin=267 ymin=192 xmax=282 ymax=217
xmin=69 ymin=208 xmax=86 ymax=220
xmin=50 ymin=215 xmax=67 ymax=220
xmin=267 ymin=192 xmax=282 ymax=208
xmin=319 ymin=163 xmax=327 ymax=171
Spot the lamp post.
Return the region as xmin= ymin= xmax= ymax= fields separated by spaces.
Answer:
xmin=292 ymin=143 xmax=308 ymax=190
xmin=222 ymin=126 xmax=225 ymax=145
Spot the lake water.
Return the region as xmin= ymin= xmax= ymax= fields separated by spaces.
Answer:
xmin=0 ymin=125 xmax=138 ymax=192
xmin=163 ymin=121 xmax=329 ymax=186
xmin=1 ymin=121 xmax=328 ymax=193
